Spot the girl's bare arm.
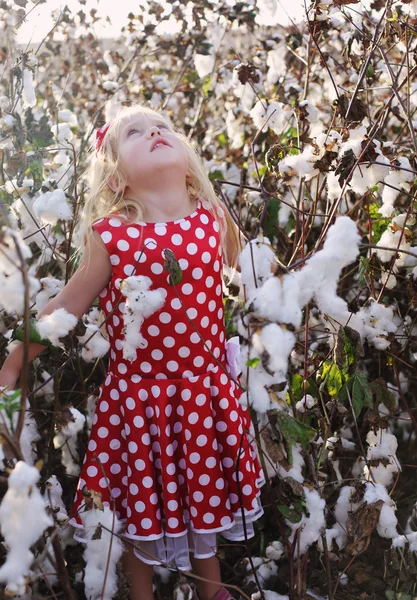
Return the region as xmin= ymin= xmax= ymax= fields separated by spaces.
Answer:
xmin=0 ymin=230 xmax=112 ymax=388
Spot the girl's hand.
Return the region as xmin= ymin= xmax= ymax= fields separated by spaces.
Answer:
xmin=0 ymin=366 xmax=20 ymax=393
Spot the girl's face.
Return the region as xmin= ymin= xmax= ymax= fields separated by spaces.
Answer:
xmin=114 ymin=114 xmax=189 ymax=196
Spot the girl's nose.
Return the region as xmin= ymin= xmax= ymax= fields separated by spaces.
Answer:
xmin=147 ymin=125 xmax=162 ymax=138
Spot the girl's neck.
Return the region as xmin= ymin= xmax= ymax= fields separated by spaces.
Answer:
xmin=121 ymin=193 xmax=198 ymax=223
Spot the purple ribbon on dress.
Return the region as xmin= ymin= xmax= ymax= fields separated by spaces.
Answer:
xmin=225 ymin=336 xmax=241 ymax=380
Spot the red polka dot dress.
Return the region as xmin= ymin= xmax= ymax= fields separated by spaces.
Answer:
xmin=68 ymin=199 xmax=266 ymax=571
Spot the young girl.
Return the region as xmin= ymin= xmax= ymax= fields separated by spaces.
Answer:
xmin=0 ymin=104 xmax=266 ymax=600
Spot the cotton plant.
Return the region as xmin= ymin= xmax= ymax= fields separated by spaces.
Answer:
xmin=0 ymin=461 xmax=54 ymax=596
xmin=363 ymin=428 xmax=400 ymax=488
xmin=120 ymin=275 xmax=167 ymax=362
xmin=249 ymin=99 xmax=292 ymax=135
xmin=80 ymin=505 xmax=124 ymax=600
xmin=53 ymin=406 xmax=86 ymax=477
xmin=0 ymin=389 xmax=41 ymax=468
xmin=43 ymin=475 xmax=77 ymax=548
xmin=379 ymin=156 xmax=415 ymax=217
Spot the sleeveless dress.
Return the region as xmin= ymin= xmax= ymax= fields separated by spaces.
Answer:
xmin=68 ymin=199 xmax=266 ymax=572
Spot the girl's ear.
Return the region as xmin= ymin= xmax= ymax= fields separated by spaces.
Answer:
xmin=108 ymin=175 xmax=123 ymax=194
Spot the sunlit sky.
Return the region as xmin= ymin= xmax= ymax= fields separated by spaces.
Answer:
xmin=16 ymin=0 xmax=307 ymax=44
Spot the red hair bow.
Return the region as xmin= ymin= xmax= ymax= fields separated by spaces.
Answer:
xmin=95 ymin=121 xmax=111 ymax=154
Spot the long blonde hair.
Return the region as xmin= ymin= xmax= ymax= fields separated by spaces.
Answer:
xmin=77 ymin=103 xmax=240 ymax=275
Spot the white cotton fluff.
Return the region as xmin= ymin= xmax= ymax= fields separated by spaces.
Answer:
xmin=22 ymin=68 xmax=36 ymax=109
xmin=238 ymin=343 xmax=278 ymax=413
xmin=43 ymin=475 xmax=76 ymax=548
xmin=33 ymin=188 xmax=73 ymax=225
xmin=35 ymin=307 xmax=78 ymax=345
xmin=120 ymin=275 xmax=167 ymax=362
xmin=76 ymin=324 xmax=110 ymax=362
xmin=255 ymin=274 xmax=302 ymax=327
xmin=380 ymin=156 xmax=415 ymax=217
xmin=392 ymin=531 xmax=417 ymax=552
xmin=85 ymin=394 xmax=98 ymax=433
xmin=53 ymin=407 xmax=86 ymax=476
xmin=299 ymin=100 xmax=320 ymax=123
xmin=34 ymin=277 xmax=64 ymax=313
xmin=81 ymin=506 xmax=124 ymax=600
xmin=0 ymin=462 xmax=54 ymax=592
xmin=250 ymin=99 xmax=291 ymax=134
xmin=363 ymin=482 xmax=398 ymax=539
xmin=265 ymin=540 xmax=285 ymax=561
xmin=0 ymin=226 xmax=33 ymax=277
xmin=245 ymin=555 xmax=278 ymax=587
xmin=296 ymin=394 xmax=317 ymax=413
xmin=251 ymin=592 xmax=289 ymax=600
xmin=252 ymin=323 xmax=296 ymax=384
xmin=0 ymin=391 xmax=41 ymax=467
xmin=0 ymin=270 xmax=41 ymax=316
xmin=318 ymin=485 xmax=360 ymax=552
xmin=278 ymin=145 xmax=318 ymax=182
xmin=363 ymin=429 xmax=400 ymax=487
xmin=239 ymin=235 xmax=276 ymax=302
xmin=286 ymin=488 xmax=326 ymax=555
xmin=277 ymin=443 xmax=305 ymax=484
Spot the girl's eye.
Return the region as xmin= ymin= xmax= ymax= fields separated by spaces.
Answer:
xmin=127 ymin=128 xmax=141 ymax=137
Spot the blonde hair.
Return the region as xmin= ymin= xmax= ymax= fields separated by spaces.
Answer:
xmin=77 ymin=103 xmax=240 ymax=275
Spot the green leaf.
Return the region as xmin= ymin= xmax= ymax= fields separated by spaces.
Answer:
xmin=246 ymin=357 xmax=260 ymax=368
xmin=274 ymin=411 xmax=316 ymax=464
xmin=320 ymin=361 xmax=347 ymax=397
xmin=334 ymin=325 xmax=364 ymax=375
xmin=264 ymin=197 xmax=280 ymax=241
xmin=217 ymin=133 xmax=227 ymax=147
xmin=358 ymin=256 xmax=370 ymax=289
xmin=208 ymin=169 xmax=224 ymax=183
xmin=162 ymin=248 xmax=183 ymax=285
xmin=369 ymin=378 xmax=396 ymax=413
xmin=277 ymin=502 xmax=303 ymax=523
xmin=352 ymin=372 xmax=373 ymax=417
xmin=368 ymin=202 xmax=391 ymax=244
xmin=12 ymin=319 xmax=53 ymax=348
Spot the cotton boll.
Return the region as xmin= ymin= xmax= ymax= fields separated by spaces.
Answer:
xmin=36 ymin=307 xmax=78 ymax=345
xmin=245 ymin=556 xmax=278 ymax=587
xmin=34 ymin=277 xmax=64 ymax=313
xmin=0 ymin=462 xmax=54 ymax=591
xmin=265 ymin=540 xmax=285 ymax=561
xmin=287 ymin=488 xmax=326 ymax=554
xmin=363 ymin=429 xmax=400 ymax=487
xmin=76 ymin=324 xmax=110 ymax=362
xmin=238 ymin=343 xmax=277 ymax=413
xmin=0 ymin=270 xmax=41 ymax=316
xmin=251 ymin=592 xmax=289 ymax=600
xmin=277 ymin=443 xmax=305 ymax=483
xmin=22 ymin=68 xmax=36 ymax=109
xmin=252 ymin=323 xmax=296 ymax=382
xmin=278 ymin=145 xmax=318 ymax=182
xmin=33 ymin=188 xmax=73 ymax=225
xmin=380 ymin=157 xmax=415 ymax=217
xmin=81 ymin=506 xmax=124 ymax=600
xmin=0 ymin=227 xmax=33 ymax=277
xmin=53 ymin=407 xmax=86 ymax=476
xmin=255 ymin=274 xmax=302 ymax=327
xmin=239 ymin=235 xmax=276 ymax=300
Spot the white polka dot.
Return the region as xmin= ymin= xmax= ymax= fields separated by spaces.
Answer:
xmin=110 ymin=254 xmax=120 ymax=265
xmin=152 ymin=349 xmax=163 ymax=360
xmin=219 ymin=398 xmax=229 ymax=409
xmin=167 ymin=385 xmax=177 ymax=397
xmin=108 ymin=218 xmax=122 ymax=227
xmin=118 ymin=363 xmax=127 ymax=374
xmin=128 ymin=441 xmax=138 ymax=453
xmin=192 ymin=268 xmax=203 ymax=279
xmin=206 ymin=276 xmax=214 ymax=288
xmin=206 ymin=457 xmax=217 ymax=468
xmin=150 ymin=493 xmax=159 ymax=504
xmin=142 ymin=518 xmax=153 ymax=529
xmin=151 ymin=262 xmax=163 ymax=274
xmin=126 ymin=397 xmax=136 ymax=410
xmin=167 ymin=463 xmax=176 ymax=475
xmin=168 ymin=500 xmax=178 ymax=511
xmin=167 ymin=482 xmax=177 ymax=493
xmin=195 ymin=227 xmax=205 ymax=239
xmin=213 ymin=260 xmax=220 ymax=272
xmin=135 ymin=458 xmax=145 ymax=471
xmin=126 ymin=226 xmax=139 ymax=238
xmin=144 ymin=238 xmax=157 ymax=249
xmin=119 ymin=379 xmax=128 ymax=392
xmin=201 ymin=316 xmax=209 ymax=328
xmin=87 ymin=466 xmax=98 ymax=477
xmin=148 ymin=325 xmax=160 ymax=336
xmin=140 ymin=362 xmax=152 ymax=373
xmin=189 ymin=412 xmax=199 ymax=425
xmin=199 ymin=474 xmax=210 ymax=485
xmin=155 ymin=225 xmax=167 ymax=236
xmin=187 ymin=243 xmax=197 ymax=255
xmin=88 ymin=439 xmax=97 ymax=451
xmin=117 ymin=239 xmax=130 ymax=251
xmin=193 ymin=491 xmax=204 ymax=502
xmin=142 ymin=476 xmax=153 ymax=488
xmin=223 ymin=457 xmax=233 ymax=468
xmin=112 ymin=488 xmax=121 ymax=498
xmin=197 ymin=435 xmax=208 ymax=446
xmin=201 ymin=252 xmax=211 ymax=264
xmin=187 ymin=307 xmax=197 ymax=320
xmin=227 ymin=435 xmax=237 ymax=446
xmin=110 ymin=463 xmax=121 ymax=474
xmin=171 ymin=298 xmax=181 ymax=310
xmin=171 ymin=233 xmax=183 ymax=245
xmin=142 ymin=433 xmax=151 ymax=445
xmin=196 ymin=394 xmax=207 ymax=406
xmin=211 ymin=324 xmax=218 ymax=335
xmin=197 ymin=292 xmax=206 ymax=304
xmin=216 ymin=421 xmax=227 ymax=432
xmin=193 ymin=356 xmax=204 ymax=367
xmin=209 ymin=496 xmax=221 ymax=507
xmin=204 ymin=416 xmax=213 ymax=428
xmin=134 ymin=251 xmax=147 ymax=263
xmin=190 ymin=452 xmax=201 ymax=464
xmin=163 ymin=337 xmax=175 ymax=348
xmin=209 ymin=236 xmax=217 ymax=248
xmin=230 ymin=410 xmax=238 ymax=421
xmin=190 ymin=332 xmax=200 ymax=343
xmin=98 ymin=427 xmax=109 ymax=438
xmin=100 ymin=401 xmax=109 ymax=412
xmin=200 ymin=214 xmax=209 ymax=224
xmin=175 ymin=322 xmax=187 ymax=334
xmin=182 ymin=283 xmax=193 ymax=295
xmin=179 ymin=346 xmax=191 ymax=358
xmin=110 ymin=439 xmax=121 ymax=450
xmin=181 ymin=389 xmax=191 ymax=401
xmin=229 ymin=493 xmax=239 ymax=504
xmin=216 ymin=478 xmax=225 ymax=489
xmin=99 ymin=477 xmax=109 ymax=488
xmin=101 ymin=231 xmax=112 ymax=244
xmin=179 ymin=258 xmax=189 ymax=270
xmin=151 ymin=385 xmax=160 ymax=397
xmin=145 ymin=406 xmax=154 ymax=418
xmin=221 ymin=516 xmax=231 ymax=526
xmin=167 ymin=360 xmax=179 ymax=372
xmin=180 ymin=220 xmax=191 ymax=230
xmin=139 ymin=389 xmax=148 ymax=401
xmin=216 ymin=284 xmax=222 ymax=296
xmin=208 ymin=300 xmax=216 ymax=312
xmin=213 ymin=221 xmax=220 ymax=232
xmin=242 ymin=484 xmax=253 ymax=496
xmin=99 ymin=452 xmax=109 ymax=463
xmin=135 ymin=500 xmax=146 ymax=513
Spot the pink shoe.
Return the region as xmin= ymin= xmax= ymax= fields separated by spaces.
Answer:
xmin=211 ymin=587 xmax=235 ymax=600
